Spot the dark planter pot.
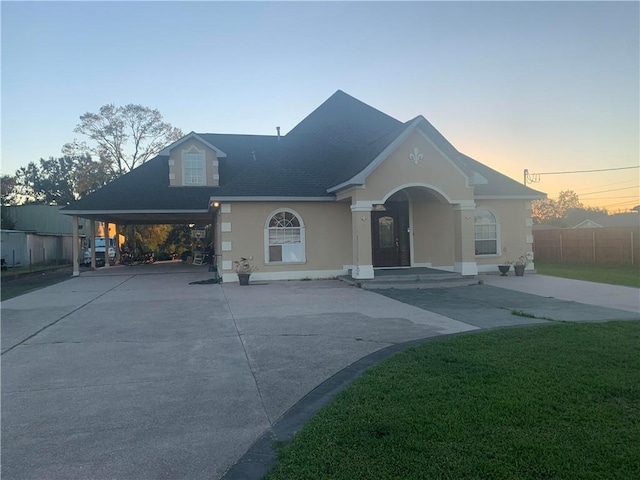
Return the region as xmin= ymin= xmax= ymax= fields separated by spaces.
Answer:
xmin=514 ymin=265 xmax=526 ymax=276
xmin=498 ymin=265 xmax=511 ymax=276
xmin=238 ymin=273 xmax=251 ymax=286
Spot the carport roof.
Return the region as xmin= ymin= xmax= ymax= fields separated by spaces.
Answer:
xmin=62 ymin=157 xmax=217 ymax=224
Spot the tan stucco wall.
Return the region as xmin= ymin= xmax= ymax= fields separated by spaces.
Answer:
xmin=474 ymin=199 xmax=534 ymax=268
xmin=411 ymin=201 xmax=455 ymax=267
xmin=169 ymin=138 xmax=219 ymax=187
xmin=219 ymin=202 xmax=352 ymax=277
xmin=354 ymin=130 xmax=474 ymax=203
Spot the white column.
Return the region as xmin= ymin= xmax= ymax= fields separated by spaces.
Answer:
xmin=72 ymin=215 xmax=80 ymax=276
xmin=114 ymin=224 xmax=121 ymax=264
xmin=351 ymin=203 xmax=374 ymax=279
xmin=453 ymin=203 xmax=478 ymax=276
xmin=90 ymin=220 xmax=97 ymax=270
xmin=103 ymin=222 xmax=111 ymax=267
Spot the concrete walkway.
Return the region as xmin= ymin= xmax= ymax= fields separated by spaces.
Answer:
xmin=2 ymin=264 xmax=638 ymax=479
xmin=481 ymin=273 xmax=640 ymax=313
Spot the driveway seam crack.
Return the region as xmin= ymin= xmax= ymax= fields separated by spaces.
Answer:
xmin=1 ymin=275 xmax=136 ymax=356
xmin=221 ymin=286 xmax=273 ymax=425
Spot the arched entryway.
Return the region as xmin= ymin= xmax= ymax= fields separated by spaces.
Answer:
xmin=371 ymin=192 xmax=410 ymax=267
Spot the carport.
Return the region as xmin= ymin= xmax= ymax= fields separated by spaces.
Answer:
xmin=61 ymin=158 xmax=223 ymax=274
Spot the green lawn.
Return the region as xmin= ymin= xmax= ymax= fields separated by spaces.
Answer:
xmin=266 ymin=321 xmax=640 ymax=480
xmin=535 ymin=262 xmax=640 ymax=288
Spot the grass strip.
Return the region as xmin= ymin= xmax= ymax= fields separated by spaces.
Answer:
xmin=266 ymin=321 xmax=640 ymax=480
xmin=535 ymin=262 xmax=640 ymax=288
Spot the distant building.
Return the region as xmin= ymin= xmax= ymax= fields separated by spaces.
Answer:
xmin=573 ymin=213 xmax=640 ymax=229
xmin=1 ymin=205 xmax=90 ymax=266
xmin=3 ymin=205 xmax=88 ymax=235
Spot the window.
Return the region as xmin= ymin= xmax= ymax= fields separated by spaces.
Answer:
xmin=474 ymin=209 xmax=498 ymax=255
xmin=266 ymin=210 xmax=305 ymax=263
xmin=182 ymin=148 xmax=205 ymax=185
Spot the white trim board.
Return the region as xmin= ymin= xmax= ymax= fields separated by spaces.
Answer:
xmin=209 ymin=196 xmax=334 ymax=202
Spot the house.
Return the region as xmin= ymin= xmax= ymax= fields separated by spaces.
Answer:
xmin=62 ymin=90 xmax=545 ymax=281
xmin=573 ymin=219 xmax=604 ymax=229
xmin=573 ymin=213 xmax=640 ymax=229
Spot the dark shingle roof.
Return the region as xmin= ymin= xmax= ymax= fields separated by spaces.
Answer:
xmin=63 ymin=156 xmax=217 ymax=211
xmin=65 ymin=90 xmax=544 ymax=215
xmin=458 ymin=154 xmax=545 ymax=197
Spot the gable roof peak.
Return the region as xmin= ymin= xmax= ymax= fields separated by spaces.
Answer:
xmin=158 ymin=131 xmax=228 ymax=158
xmin=285 ymin=90 xmax=403 ymax=148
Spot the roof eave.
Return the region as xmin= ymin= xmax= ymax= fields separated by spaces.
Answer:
xmin=159 ymin=132 xmax=228 ymax=158
xmin=61 ymin=208 xmax=211 ymax=216
xmin=209 ymin=196 xmax=335 ymax=202
xmin=474 ymin=194 xmax=547 ymax=200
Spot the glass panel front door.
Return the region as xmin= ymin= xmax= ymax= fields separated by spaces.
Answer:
xmin=372 ymin=202 xmax=410 ymax=267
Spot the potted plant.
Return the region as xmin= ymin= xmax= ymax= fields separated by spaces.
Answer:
xmin=234 ymin=257 xmax=256 ymax=286
xmin=497 ymin=261 xmax=512 ymax=276
xmin=513 ymin=255 xmax=528 ymax=276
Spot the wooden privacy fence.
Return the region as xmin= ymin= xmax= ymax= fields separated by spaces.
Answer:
xmin=533 ymin=226 xmax=640 ymax=265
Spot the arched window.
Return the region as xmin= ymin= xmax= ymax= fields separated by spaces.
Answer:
xmin=265 ymin=209 xmax=305 ymax=263
xmin=474 ymin=209 xmax=498 ymax=255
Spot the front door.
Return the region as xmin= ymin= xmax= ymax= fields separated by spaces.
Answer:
xmin=372 ymin=203 xmax=410 ymax=267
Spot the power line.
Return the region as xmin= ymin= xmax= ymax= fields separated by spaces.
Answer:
xmin=579 ymin=186 xmax=639 ymax=196
xmin=534 ymin=165 xmax=638 ymax=176
xmin=583 ymin=195 xmax=640 ymax=200
xmin=603 ymin=200 xmax=639 ymax=208
xmin=524 ymin=165 xmax=639 ymax=185
xmin=577 ymin=178 xmax=639 ymax=192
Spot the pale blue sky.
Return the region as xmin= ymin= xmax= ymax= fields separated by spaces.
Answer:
xmin=2 ymin=1 xmax=638 ymax=209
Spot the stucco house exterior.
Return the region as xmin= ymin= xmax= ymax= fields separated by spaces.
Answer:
xmin=63 ymin=90 xmax=545 ymax=281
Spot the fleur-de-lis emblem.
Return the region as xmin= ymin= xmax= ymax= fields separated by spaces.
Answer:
xmin=409 ymin=147 xmax=423 ymax=165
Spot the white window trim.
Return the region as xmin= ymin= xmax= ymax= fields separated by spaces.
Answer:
xmin=264 ymin=208 xmax=306 ymax=264
xmin=474 ymin=207 xmax=501 ymax=256
xmin=182 ymin=145 xmax=206 ymax=186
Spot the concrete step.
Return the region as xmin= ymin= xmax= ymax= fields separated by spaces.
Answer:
xmin=359 ymin=277 xmax=480 ymax=290
xmin=338 ymin=274 xmax=480 ymax=290
xmin=364 ymin=273 xmax=461 ymax=282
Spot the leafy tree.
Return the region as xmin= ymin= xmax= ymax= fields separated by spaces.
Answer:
xmin=556 ymin=190 xmax=582 ymax=217
xmin=74 ymin=155 xmax=115 ymax=197
xmin=132 ymin=224 xmax=173 ymax=253
xmin=532 ymin=190 xmax=608 ymax=227
xmin=0 ymin=175 xmax=17 ymax=229
xmin=163 ymin=224 xmax=194 ymax=251
xmin=64 ymin=104 xmax=183 ymax=176
xmin=12 ymin=155 xmax=108 ymax=205
xmin=531 ymin=198 xmax=558 ymax=224
xmin=163 ymin=224 xmax=212 ymax=254
xmin=1 ymin=174 xmax=18 ymax=206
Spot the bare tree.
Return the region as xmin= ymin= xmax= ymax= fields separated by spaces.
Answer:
xmin=64 ymin=104 xmax=183 ymax=175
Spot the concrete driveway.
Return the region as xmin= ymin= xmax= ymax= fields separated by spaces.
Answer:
xmin=1 ymin=263 xmax=475 ymax=479
xmin=3 ymin=263 xmax=638 ymax=479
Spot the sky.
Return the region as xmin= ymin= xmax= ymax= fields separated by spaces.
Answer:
xmin=2 ymin=1 xmax=639 ymax=211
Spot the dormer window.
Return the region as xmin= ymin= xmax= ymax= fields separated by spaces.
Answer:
xmin=182 ymin=146 xmax=205 ymax=185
